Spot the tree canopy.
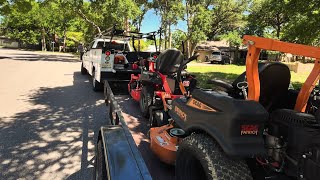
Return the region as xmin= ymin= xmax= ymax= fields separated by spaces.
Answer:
xmin=0 ymin=0 xmax=319 ymax=52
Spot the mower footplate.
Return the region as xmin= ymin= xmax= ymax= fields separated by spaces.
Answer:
xmin=150 ymin=124 xmax=178 ymax=165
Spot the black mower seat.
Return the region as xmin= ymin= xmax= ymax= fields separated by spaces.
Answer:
xmin=156 ymin=49 xmax=184 ymax=75
xmin=208 ymin=62 xmax=291 ymax=111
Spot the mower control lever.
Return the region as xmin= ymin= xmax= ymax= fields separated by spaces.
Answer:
xmin=187 ymin=53 xmax=200 ymax=63
xmin=237 ymin=81 xmax=248 ymax=99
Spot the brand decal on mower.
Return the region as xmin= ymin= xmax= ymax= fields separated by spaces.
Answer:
xmin=186 ymin=98 xmax=217 ymax=112
xmin=183 ymin=80 xmax=190 ymax=87
xmin=156 ymin=136 xmax=168 ymax=146
xmin=240 ymin=125 xmax=259 ymax=135
xmin=174 ymin=106 xmax=187 ymax=121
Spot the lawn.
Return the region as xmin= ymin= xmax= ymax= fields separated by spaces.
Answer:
xmin=187 ymin=64 xmax=309 ymax=89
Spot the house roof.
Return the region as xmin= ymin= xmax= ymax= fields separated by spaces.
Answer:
xmin=196 ymin=40 xmax=230 ymax=51
xmin=195 ymin=40 xmax=247 ymax=51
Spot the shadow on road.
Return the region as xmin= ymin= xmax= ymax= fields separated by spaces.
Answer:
xmin=0 ymin=72 xmax=106 ymax=179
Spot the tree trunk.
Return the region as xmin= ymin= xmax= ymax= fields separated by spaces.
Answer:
xmin=234 ymin=46 xmax=239 ymax=64
xmin=63 ymin=28 xmax=66 ymax=52
xmin=276 ymin=25 xmax=281 ymax=40
xmin=186 ymin=1 xmax=190 ymax=58
xmin=124 ymin=17 xmax=130 ymax=36
xmin=190 ymin=42 xmax=197 ymax=56
xmin=168 ymin=24 xmax=172 ymax=48
xmin=276 ymin=14 xmax=281 ymax=39
xmin=41 ymin=27 xmax=46 ymax=51
xmin=164 ymin=23 xmax=167 ymax=49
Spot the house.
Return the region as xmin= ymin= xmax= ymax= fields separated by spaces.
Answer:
xmin=195 ymin=40 xmax=231 ymax=61
xmin=195 ymin=40 xmax=268 ymax=63
xmin=0 ymin=36 xmax=19 ymax=48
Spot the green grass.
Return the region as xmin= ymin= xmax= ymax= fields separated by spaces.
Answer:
xmin=187 ymin=64 xmax=309 ymax=89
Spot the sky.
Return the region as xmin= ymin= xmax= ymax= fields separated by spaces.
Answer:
xmin=140 ymin=9 xmax=187 ymax=33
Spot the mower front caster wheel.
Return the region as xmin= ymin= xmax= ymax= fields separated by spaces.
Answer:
xmin=139 ymin=86 xmax=154 ymax=118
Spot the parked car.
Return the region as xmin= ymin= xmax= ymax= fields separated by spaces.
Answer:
xmin=205 ymin=50 xmax=231 ymax=64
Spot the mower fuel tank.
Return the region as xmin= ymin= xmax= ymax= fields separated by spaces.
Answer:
xmin=169 ymin=89 xmax=268 ymax=157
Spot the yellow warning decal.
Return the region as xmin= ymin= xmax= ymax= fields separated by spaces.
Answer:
xmin=174 ymin=106 xmax=187 ymax=121
xmin=186 ymin=98 xmax=217 ymax=112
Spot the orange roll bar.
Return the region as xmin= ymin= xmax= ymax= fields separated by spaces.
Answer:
xmin=242 ymin=35 xmax=320 ymax=112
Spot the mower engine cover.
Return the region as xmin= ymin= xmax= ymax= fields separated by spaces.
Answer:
xmin=169 ymin=89 xmax=268 ymax=157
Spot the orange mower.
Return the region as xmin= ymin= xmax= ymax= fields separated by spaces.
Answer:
xmin=149 ymin=36 xmax=320 ymax=180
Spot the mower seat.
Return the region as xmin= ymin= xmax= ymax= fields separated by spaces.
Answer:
xmin=156 ymin=49 xmax=184 ymax=75
xmin=208 ymin=62 xmax=291 ymax=111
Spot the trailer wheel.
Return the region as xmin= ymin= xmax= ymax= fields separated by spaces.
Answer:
xmin=176 ymin=134 xmax=252 ymax=180
xmin=81 ymin=62 xmax=87 ymax=75
xmin=139 ymin=86 xmax=154 ymax=118
xmin=92 ymin=69 xmax=103 ymax=91
xmin=109 ymin=105 xmax=119 ymax=125
xmin=94 ymin=139 xmax=108 ymax=180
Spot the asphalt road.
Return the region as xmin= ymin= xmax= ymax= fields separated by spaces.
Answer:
xmin=0 ymin=49 xmax=174 ymax=180
xmin=0 ymin=49 xmax=106 ymax=180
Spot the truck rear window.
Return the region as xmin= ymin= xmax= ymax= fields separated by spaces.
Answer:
xmin=97 ymin=41 xmax=129 ymax=51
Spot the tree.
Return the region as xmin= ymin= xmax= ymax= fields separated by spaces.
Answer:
xmin=187 ymin=3 xmax=212 ymax=55
xmin=2 ymin=0 xmax=41 ymax=47
xmin=208 ymin=0 xmax=248 ymax=39
xmin=246 ymin=0 xmax=290 ymax=39
xmin=172 ymin=30 xmax=187 ymax=49
xmin=153 ymin=0 xmax=184 ymax=49
xmin=132 ymin=0 xmax=151 ymax=32
xmin=220 ymin=31 xmax=242 ymax=63
xmin=282 ymin=0 xmax=320 ymax=45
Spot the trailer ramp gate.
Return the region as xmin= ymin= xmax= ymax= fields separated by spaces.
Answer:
xmin=98 ymin=80 xmax=151 ymax=180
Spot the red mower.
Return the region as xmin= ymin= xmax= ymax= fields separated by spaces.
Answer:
xmin=128 ymin=49 xmax=199 ymax=127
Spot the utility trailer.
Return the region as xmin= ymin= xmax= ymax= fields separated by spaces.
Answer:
xmin=94 ymin=80 xmax=151 ymax=180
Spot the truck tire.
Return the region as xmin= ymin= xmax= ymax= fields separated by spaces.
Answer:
xmin=92 ymin=69 xmax=103 ymax=91
xmin=139 ymin=86 xmax=154 ymax=118
xmin=176 ymin=134 xmax=252 ymax=180
xmin=81 ymin=62 xmax=87 ymax=75
xmin=94 ymin=139 xmax=108 ymax=180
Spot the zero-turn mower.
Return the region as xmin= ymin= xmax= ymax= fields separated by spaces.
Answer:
xmin=128 ymin=48 xmax=198 ymax=127
xmin=149 ymin=36 xmax=320 ymax=180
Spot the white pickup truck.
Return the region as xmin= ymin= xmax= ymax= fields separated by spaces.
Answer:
xmin=81 ymin=38 xmax=149 ymax=91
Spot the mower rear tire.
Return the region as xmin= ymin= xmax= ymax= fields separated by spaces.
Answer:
xmin=140 ymin=86 xmax=154 ymax=118
xmin=176 ymin=133 xmax=252 ymax=180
